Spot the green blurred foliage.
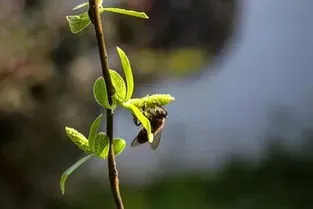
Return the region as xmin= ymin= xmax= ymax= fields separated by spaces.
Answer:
xmin=55 ymin=137 xmax=313 ymax=209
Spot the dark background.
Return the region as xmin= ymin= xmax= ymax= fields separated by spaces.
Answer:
xmin=1 ymin=0 xmax=313 ymax=208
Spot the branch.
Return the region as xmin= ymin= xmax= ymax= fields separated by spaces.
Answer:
xmin=88 ymin=1 xmax=124 ymax=208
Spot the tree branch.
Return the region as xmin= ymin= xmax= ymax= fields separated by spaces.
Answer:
xmin=88 ymin=1 xmax=124 ymax=208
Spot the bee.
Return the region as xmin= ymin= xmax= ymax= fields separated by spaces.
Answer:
xmin=131 ymin=105 xmax=168 ymax=149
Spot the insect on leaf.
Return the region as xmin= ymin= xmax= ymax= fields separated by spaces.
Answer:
xmin=122 ymin=103 xmax=153 ymax=142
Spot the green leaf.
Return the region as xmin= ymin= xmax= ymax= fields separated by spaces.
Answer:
xmin=93 ymin=76 xmax=117 ymax=110
xmin=94 ymin=132 xmax=109 ymax=159
xmin=122 ymin=103 xmax=153 ymax=142
xmin=110 ymin=70 xmax=126 ymax=102
xmin=128 ymin=94 xmax=175 ymax=109
xmin=88 ymin=114 xmax=103 ymax=152
xmin=72 ymin=2 xmax=89 ymax=10
xmin=65 ymin=127 xmax=91 ymax=153
xmin=100 ymin=8 xmax=149 ymax=19
xmin=60 ymin=154 xmax=94 ymax=195
xmin=66 ymin=12 xmax=91 ymax=33
xmin=93 ymin=76 xmax=111 ymax=109
xmin=113 ymin=138 xmax=126 ymax=156
xmin=116 ymin=47 xmax=134 ymax=101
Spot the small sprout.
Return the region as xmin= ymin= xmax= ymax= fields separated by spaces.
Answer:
xmin=65 ymin=127 xmax=91 ymax=153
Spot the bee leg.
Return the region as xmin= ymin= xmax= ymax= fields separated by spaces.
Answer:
xmin=132 ymin=114 xmax=141 ymax=126
xmin=142 ymin=103 xmax=146 ymax=112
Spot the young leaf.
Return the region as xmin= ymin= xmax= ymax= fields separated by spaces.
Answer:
xmin=65 ymin=127 xmax=91 ymax=153
xmin=94 ymin=132 xmax=109 ymax=159
xmin=100 ymin=8 xmax=149 ymax=19
xmin=109 ymin=70 xmax=126 ymax=102
xmin=60 ymin=154 xmax=95 ymax=195
xmin=72 ymin=2 xmax=89 ymax=10
xmin=88 ymin=114 xmax=103 ymax=152
xmin=128 ymin=94 xmax=175 ymax=109
xmin=113 ymin=138 xmax=126 ymax=156
xmin=122 ymin=103 xmax=153 ymax=142
xmin=66 ymin=12 xmax=91 ymax=33
xmin=93 ymin=76 xmax=111 ymax=109
xmin=116 ymin=47 xmax=134 ymax=101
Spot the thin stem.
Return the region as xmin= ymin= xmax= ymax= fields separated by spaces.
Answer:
xmin=88 ymin=1 xmax=124 ymax=209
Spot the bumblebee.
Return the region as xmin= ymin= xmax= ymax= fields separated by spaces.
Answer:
xmin=131 ymin=105 xmax=168 ymax=149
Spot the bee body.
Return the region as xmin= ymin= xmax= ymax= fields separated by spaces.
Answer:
xmin=131 ymin=105 xmax=168 ymax=149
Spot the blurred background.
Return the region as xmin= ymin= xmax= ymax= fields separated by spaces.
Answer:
xmin=1 ymin=0 xmax=313 ymax=208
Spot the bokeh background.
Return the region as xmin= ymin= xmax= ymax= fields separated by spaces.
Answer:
xmin=1 ymin=0 xmax=313 ymax=208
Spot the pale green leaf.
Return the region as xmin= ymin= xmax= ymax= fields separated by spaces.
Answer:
xmin=93 ymin=76 xmax=117 ymax=110
xmin=60 ymin=154 xmax=94 ymax=195
xmin=66 ymin=12 xmax=91 ymax=33
xmin=109 ymin=70 xmax=126 ymax=102
xmin=94 ymin=132 xmax=109 ymax=159
xmin=93 ymin=76 xmax=110 ymax=109
xmin=88 ymin=114 xmax=103 ymax=152
xmin=116 ymin=47 xmax=134 ymax=101
xmin=72 ymin=2 xmax=89 ymax=10
xmin=100 ymin=8 xmax=149 ymax=19
xmin=122 ymin=103 xmax=153 ymax=142
xmin=65 ymin=127 xmax=91 ymax=153
xmin=127 ymin=94 xmax=175 ymax=109
xmin=113 ymin=138 xmax=126 ymax=156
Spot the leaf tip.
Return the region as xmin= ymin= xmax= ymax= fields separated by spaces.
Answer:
xmin=148 ymin=133 xmax=154 ymax=143
xmin=116 ymin=46 xmax=124 ymax=55
xmin=60 ymin=176 xmax=66 ymax=196
xmin=143 ymin=13 xmax=149 ymax=19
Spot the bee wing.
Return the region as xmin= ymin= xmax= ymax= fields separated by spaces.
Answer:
xmin=150 ymin=129 xmax=162 ymax=150
xmin=131 ymin=137 xmax=141 ymax=147
xmin=131 ymin=128 xmax=148 ymax=147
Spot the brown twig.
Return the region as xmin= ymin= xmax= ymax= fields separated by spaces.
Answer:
xmin=88 ymin=1 xmax=124 ymax=208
